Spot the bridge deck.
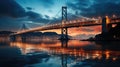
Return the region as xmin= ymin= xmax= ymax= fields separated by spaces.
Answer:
xmin=11 ymin=18 xmax=120 ymax=35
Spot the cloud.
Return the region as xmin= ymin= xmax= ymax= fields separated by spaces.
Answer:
xmin=26 ymin=7 xmax=33 ymax=10
xmin=81 ymin=28 xmax=94 ymax=32
xmin=26 ymin=11 xmax=42 ymax=19
xmin=0 ymin=0 xmax=27 ymax=31
xmin=0 ymin=0 xmax=116 ymax=38
xmin=0 ymin=0 xmax=26 ymax=18
xmin=68 ymin=26 xmax=101 ymax=37
xmin=26 ymin=11 xmax=53 ymax=24
xmin=37 ymin=0 xmax=54 ymax=7
xmin=0 ymin=0 xmax=54 ymax=31
xmin=0 ymin=16 xmax=24 ymax=31
xmin=68 ymin=0 xmax=120 ymax=17
xmin=0 ymin=0 xmax=51 ymax=21
xmin=67 ymin=0 xmax=91 ymax=11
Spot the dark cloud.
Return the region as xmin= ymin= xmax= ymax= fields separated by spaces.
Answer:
xmin=37 ymin=0 xmax=54 ymax=7
xmin=0 ymin=0 xmax=54 ymax=31
xmin=81 ymin=2 xmax=120 ymax=17
xmin=67 ymin=0 xmax=91 ymax=11
xmin=26 ymin=7 xmax=33 ymax=10
xmin=0 ymin=0 xmax=50 ymax=21
xmin=0 ymin=0 xmax=26 ymax=18
xmin=1 ymin=0 xmax=120 ymax=32
xmin=68 ymin=0 xmax=120 ymax=17
xmin=45 ymin=15 xmax=50 ymax=19
xmin=26 ymin=11 xmax=42 ymax=19
xmin=0 ymin=17 xmax=23 ymax=31
xmin=26 ymin=12 xmax=50 ymax=23
xmin=0 ymin=0 xmax=26 ymax=31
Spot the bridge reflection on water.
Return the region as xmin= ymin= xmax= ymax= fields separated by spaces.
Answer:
xmin=0 ymin=40 xmax=120 ymax=67
xmin=6 ymin=40 xmax=119 ymax=67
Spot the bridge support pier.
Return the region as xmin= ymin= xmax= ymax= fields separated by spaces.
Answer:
xmin=21 ymin=34 xmax=27 ymax=42
xmin=10 ymin=35 xmax=16 ymax=41
xmin=61 ymin=28 xmax=68 ymax=40
xmin=10 ymin=34 xmax=27 ymax=42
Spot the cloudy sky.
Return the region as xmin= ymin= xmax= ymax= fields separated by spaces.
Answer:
xmin=0 ymin=0 xmax=120 ymax=39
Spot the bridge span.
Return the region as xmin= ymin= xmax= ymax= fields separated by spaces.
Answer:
xmin=11 ymin=17 xmax=120 ymax=35
xmin=10 ymin=6 xmax=120 ymax=41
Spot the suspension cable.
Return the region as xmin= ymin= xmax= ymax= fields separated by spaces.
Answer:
xmin=43 ymin=9 xmax=62 ymax=25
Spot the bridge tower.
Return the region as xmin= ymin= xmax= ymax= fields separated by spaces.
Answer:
xmin=20 ymin=23 xmax=29 ymax=31
xmin=21 ymin=23 xmax=30 ymax=42
xmin=102 ymin=16 xmax=112 ymax=33
xmin=60 ymin=6 xmax=68 ymax=40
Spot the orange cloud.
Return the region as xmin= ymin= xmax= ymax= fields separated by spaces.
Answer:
xmin=68 ymin=26 xmax=101 ymax=36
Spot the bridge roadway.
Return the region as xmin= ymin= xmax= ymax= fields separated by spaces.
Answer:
xmin=11 ymin=17 xmax=120 ymax=35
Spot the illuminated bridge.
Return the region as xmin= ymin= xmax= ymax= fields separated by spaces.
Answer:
xmin=10 ymin=6 xmax=120 ymax=41
xmin=13 ymin=17 xmax=120 ymax=35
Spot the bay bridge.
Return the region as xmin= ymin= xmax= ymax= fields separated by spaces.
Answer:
xmin=10 ymin=6 xmax=120 ymax=41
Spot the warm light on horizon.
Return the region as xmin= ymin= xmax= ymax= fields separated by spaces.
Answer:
xmin=41 ymin=26 xmax=101 ymax=38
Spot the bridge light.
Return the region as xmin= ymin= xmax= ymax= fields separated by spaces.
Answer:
xmin=106 ymin=16 xmax=109 ymax=18
xmin=82 ymin=19 xmax=85 ymax=21
xmin=62 ymin=21 xmax=65 ymax=24
xmin=72 ymin=20 xmax=74 ymax=23
xmin=112 ymin=14 xmax=116 ymax=18
xmin=106 ymin=16 xmax=110 ymax=24
xmin=73 ymin=20 xmax=76 ymax=23
xmin=98 ymin=16 xmax=102 ymax=23
xmin=92 ymin=17 xmax=96 ymax=20
xmin=77 ymin=20 xmax=80 ymax=22
xmin=98 ymin=16 xmax=102 ymax=19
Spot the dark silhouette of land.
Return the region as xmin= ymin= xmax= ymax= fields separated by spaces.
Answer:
xmin=95 ymin=23 xmax=120 ymax=41
xmin=0 ymin=31 xmax=72 ymax=41
xmin=82 ymin=23 xmax=120 ymax=41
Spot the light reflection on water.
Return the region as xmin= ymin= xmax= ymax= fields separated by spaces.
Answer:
xmin=0 ymin=40 xmax=120 ymax=67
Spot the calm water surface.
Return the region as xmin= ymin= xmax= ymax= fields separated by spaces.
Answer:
xmin=0 ymin=40 xmax=120 ymax=67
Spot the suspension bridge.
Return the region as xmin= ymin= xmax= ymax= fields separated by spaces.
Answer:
xmin=10 ymin=6 xmax=120 ymax=41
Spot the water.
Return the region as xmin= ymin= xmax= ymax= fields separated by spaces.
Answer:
xmin=0 ymin=40 xmax=120 ymax=67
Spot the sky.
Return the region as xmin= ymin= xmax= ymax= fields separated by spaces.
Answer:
xmin=0 ymin=0 xmax=120 ymax=39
